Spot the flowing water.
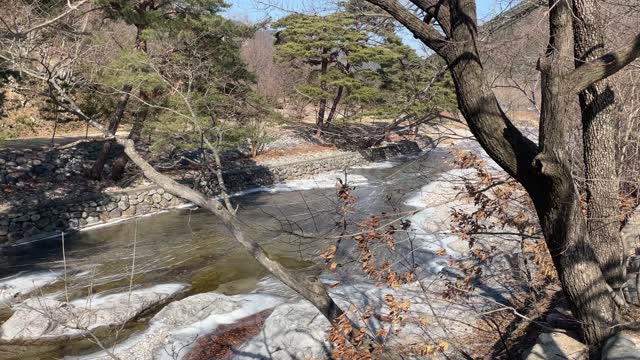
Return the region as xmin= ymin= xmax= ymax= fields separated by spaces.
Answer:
xmin=0 ymin=149 xmax=452 ymax=359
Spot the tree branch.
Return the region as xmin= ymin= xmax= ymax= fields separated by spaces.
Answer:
xmin=566 ymin=33 xmax=640 ymax=94
xmin=367 ymin=0 xmax=450 ymax=55
xmin=410 ymin=0 xmax=452 ymax=37
xmin=0 ymin=0 xmax=90 ymax=39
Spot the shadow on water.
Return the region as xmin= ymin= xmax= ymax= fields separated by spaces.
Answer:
xmin=0 ymin=142 xmax=281 ymax=277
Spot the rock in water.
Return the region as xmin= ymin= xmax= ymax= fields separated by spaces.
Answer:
xmin=235 ymin=301 xmax=332 ymax=360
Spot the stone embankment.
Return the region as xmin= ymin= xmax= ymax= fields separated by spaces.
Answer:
xmin=0 ymin=140 xmax=421 ymax=244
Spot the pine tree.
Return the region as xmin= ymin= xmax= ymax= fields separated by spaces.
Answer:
xmin=90 ymin=0 xmax=260 ymax=178
xmin=272 ymin=9 xmax=402 ymax=136
xmin=272 ymin=4 xmax=455 ymax=138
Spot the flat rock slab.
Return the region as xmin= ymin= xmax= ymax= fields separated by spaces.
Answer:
xmin=69 ymin=292 xmax=285 ymax=360
xmin=1 ymin=283 xmax=187 ymax=342
xmin=0 ymin=271 xmax=60 ymax=307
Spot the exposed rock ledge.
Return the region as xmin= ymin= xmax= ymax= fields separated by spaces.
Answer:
xmin=0 ymin=284 xmax=188 ymax=359
xmin=51 ymin=284 xmax=333 ymax=360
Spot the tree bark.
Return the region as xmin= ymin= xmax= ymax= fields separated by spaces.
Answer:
xmin=325 ymin=85 xmax=344 ymax=126
xmin=110 ymin=101 xmax=147 ymax=180
xmin=109 ymin=22 xmax=149 ymax=181
xmin=90 ymin=84 xmax=132 ymax=179
xmin=572 ymin=0 xmax=625 ymax=290
xmin=316 ymin=48 xmax=329 ymax=137
xmin=534 ymin=2 xmax=618 ymax=344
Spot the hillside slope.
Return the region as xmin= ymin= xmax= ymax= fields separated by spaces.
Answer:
xmin=479 ymin=0 xmax=640 ymax=121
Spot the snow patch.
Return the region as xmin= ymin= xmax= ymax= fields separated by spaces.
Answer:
xmin=68 ymin=292 xmax=285 ymax=360
xmin=402 ymin=168 xmax=479 ymax=271
xmin=352 ymin=160 xmax=397 ymax=169
xmin=68 ymin=283 xmax=186 ymax=309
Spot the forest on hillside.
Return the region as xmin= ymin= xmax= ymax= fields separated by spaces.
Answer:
xmin=1 ymin=1 xmax=640 ymax=359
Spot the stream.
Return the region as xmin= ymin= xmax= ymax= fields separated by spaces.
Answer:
xmin=0 ymin=149 xmax=453 ymax=359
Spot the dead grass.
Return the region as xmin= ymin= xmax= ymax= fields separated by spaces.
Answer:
xmin=253 ymin=144 xmax=337 ymax=162
xmin=1 ymin=87 xmax=132 ymax=139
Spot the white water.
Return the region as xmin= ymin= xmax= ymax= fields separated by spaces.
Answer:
xmin=226 ymin=172 xmax=370 ymax=198
xmin=0 ymin=271 xmax=60 ymax=306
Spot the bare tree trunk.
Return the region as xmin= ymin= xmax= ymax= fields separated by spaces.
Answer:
xmin=110 ymin=24 xmax=148 ymax=181
xmin=110 ymin=102 xmax=147 ymax=180
xmin=572 ymin=0 xmax=625 ymax=289
xmin=325 ymin=85 xmax=344 ymax=126
xmin=90 ymin=84 xmax=132 ymax=179
xmin=530 ymin=0 xmax=619 ymax=344
xmin=316 ymin=49 xmax=329 ymax=137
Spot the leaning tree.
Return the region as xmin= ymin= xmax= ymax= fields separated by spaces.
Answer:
xmin=364 ymin=0 xmax=640 ymax=346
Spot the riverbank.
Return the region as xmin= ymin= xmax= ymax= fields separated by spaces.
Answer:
xmin=0 ymin=139 xmax=420 ymax=245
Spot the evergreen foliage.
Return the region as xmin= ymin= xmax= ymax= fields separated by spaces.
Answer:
xmin=90 ymin=0 xmax=272 ymax=155
xmin=272 ymin=3 xmax=456 ymax=126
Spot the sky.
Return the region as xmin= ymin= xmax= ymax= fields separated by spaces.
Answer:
xmin=223 ymin=0 xmax=518 ymax=54
xmin=224 ymin=0 xmax=513 ymax=22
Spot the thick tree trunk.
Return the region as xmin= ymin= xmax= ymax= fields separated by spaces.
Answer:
xmin=535 ymin=179 xmax=618 ymax=345
xmin=110 ymin=103 xmax=147 ymax=180
xmin=572 ymin=0 xmax=625 ymax=289
xmin=325 ymin=85 xmax=343 ymax=126
xmin=535 ymin=0 xmax=618 ymax=345
xmin=90 ymin=84 xmax=132 ymax=179
xmin=436 ymin=0 xmax=618 ymax=345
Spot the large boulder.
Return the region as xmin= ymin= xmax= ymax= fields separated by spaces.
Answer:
xmin=602 ymin=331 xmax=640 ymax=360
xmin=523 ymin=332 xmax=587 ymax=360
xmin=235 ymin=300 xmax=332 ymax=360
